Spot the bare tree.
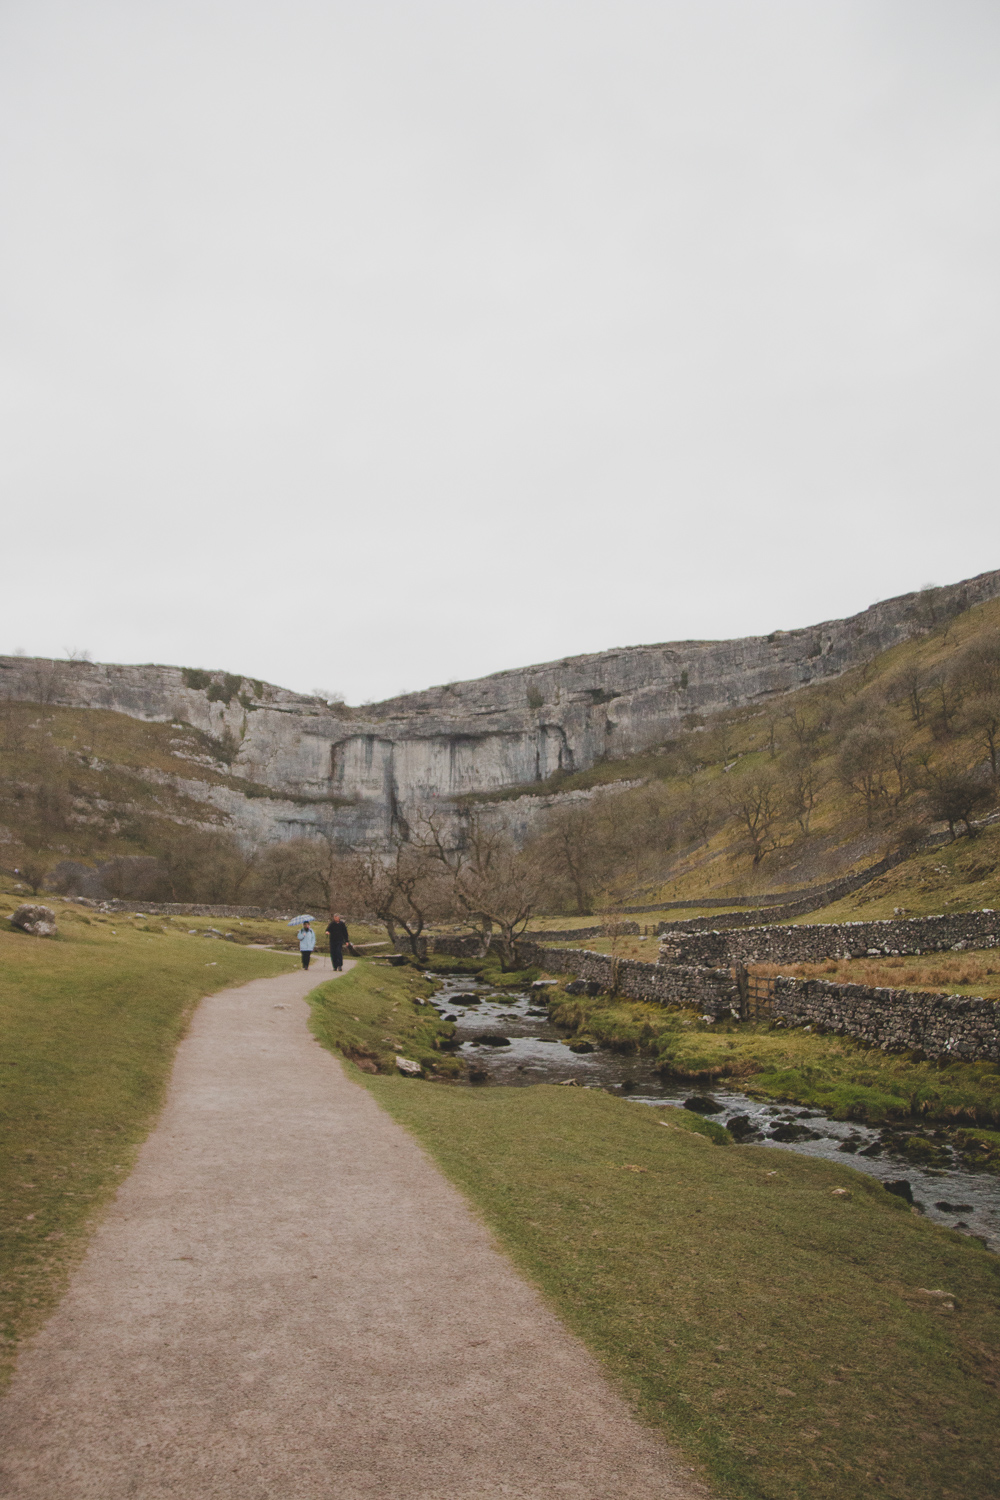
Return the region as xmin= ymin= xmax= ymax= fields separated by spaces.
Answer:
xmin=419 ymin=814 xmax=539 ymax=966
xmin=527 ymin=802 xmax=602 ymax=915
xmin=761 ymin=708 xmax=782 ymax=759
xmin=723 ymin=770 xmax=782 ymax=867
xmin=14 ymin=859 xmax=50 ymax=895
xmin=962 ymin=694 xmax=1000 ymax=784
xmin=348 ymin=840 xmax=451 ymax=956
xmin=919 ymin=766 xmax=992 ymax=840
xmin=837 ymin=727 xmax=890 ymax=826
xmin=925 ymin=668 xmax=962 ymax=738
xmin=788 ymin=752 xmax=823 ymax=837
xmin=890 ymin=664 xmax=926 ymax=726
xmin=783 ymin=703 xmax=826 ymax=751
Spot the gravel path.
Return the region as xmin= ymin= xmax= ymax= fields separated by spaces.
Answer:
xmin=0 ymin=965 xmax=710 ymax=1499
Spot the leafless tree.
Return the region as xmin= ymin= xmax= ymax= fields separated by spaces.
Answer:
xmin=787 ymin=752 xmax=823 ymax=837
xmin=761 ymin=708 xmax=782 ymax=759
xmin=783 ymin=703 xmax=826 ymax=751
xmin=527 ymin=802 xmax=602 ymax=915
xmin=890 ymin=664 xmax=926 ymax=726
xmin=919 ymin=766 xmax=992 ymax=840
xmin=962 ymin=694 xmax=1000 ymax=784
xmin=14 ymin=859 xmax=50 ymax=895
xmin=925 ymin=668 xmax=962 ymax=739
xmin=837 ymin=726 xmax=890 ymax=826
xmin=723 ymin=769 xmax=782 ymax=867
xmin=348 ymin=840 xmax=451 ymax=956
xmin=419 ymin=814 xmax=539 ymax=965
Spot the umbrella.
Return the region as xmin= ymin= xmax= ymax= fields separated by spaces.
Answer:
xmin=286 ymin=915 xmax=317 ymax=925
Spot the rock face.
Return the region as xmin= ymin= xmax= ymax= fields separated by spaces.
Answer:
xmin=10 ymin=905 xmax=58 ymax=936
xmin=1 ymin=569 xmax=998 ymax=848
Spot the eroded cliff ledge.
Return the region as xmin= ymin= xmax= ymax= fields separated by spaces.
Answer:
xmin=2 ymin=569 xmax=997 ymax=846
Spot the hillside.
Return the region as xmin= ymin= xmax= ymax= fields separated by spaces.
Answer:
xmin=1 ymin=569 xmax=998 ymax=857
xmin=2 ymin=573 xmax=1000 ymax=917
xmin=520 ymin=593 xmax=1000 ymax=915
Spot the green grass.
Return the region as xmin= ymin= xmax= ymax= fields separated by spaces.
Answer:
xmin=547 ymin=989 xmax=1000 ymax=1131
xmin=310 ymin=963 xmax=1000 ymax=1500
xmin=308 ymin=957 xmax=456 ymax=1075
xmin=0 ymin=908 xmax=296 ymax=1388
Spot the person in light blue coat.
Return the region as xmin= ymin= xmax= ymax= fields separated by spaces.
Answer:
xmin=297 ymin=921 xmax=316 ymax=970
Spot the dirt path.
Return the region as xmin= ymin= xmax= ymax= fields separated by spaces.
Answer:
xmin=0 ymin=965 xmax=710 ymax=1500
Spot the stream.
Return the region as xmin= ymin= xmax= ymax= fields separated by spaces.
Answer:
xmin=427 ymin=972 xmax=1000 ymax=1253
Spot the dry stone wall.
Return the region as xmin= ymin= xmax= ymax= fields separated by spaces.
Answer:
xmin=515 ymin=941 xmax=739 ymax=1015
xmin=517 ymin=932 xmax=1000 ymax=1061
xmin=769 ymin=976 xmax=1000 ymax=1062
xmin=657 ymin=911 xmax=1000 ymax=968
xmin=78 ymin=899 xmax=296 ymax=920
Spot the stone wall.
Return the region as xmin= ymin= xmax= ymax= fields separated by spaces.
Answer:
xmin=516 ymin=941 xmax=739 ymax=1016
xmin=649 ymin=826 xmax=994 ymax=933
xmin=769 ymin=976 xmax=1000 ymax=1063
xmin=657 ymin=910 xmax=1000 ymax=968
xmin=516 ymin=934 xmax=1000 ymax=1061
xmin=526 ymin=922 xmax=641 ymax=943
xmin=77 ymin=899 xmax=296 ymax=920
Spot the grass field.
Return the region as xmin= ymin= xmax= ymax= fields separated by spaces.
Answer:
xmin=309 ymin=961 xmax=1000 ymax=1500
xmin=0 ymin=905 xmax=296 ymax=1389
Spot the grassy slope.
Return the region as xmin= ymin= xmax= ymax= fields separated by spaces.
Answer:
xmin=0 ymin=699 xmax=289 ymax=866
xmin=0 ymin=906 xmax=296 ymax=1388
xmin=789 ymin=821 xmax=1000 ymax=923
xmin=309 ymin=962 xmax=1000 ymax=1500
xmin=524 ymin=596 xmax=1000 ymax=915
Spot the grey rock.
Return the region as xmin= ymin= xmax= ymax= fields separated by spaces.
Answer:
xmin=883 ymin=1179 xmax=914 ymax=1204
xmin=10 ymin=904 xmax=58 ymax=937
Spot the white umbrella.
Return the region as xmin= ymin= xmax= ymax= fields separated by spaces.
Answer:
xmin=286 ymin=915 xmax=317 ymax=925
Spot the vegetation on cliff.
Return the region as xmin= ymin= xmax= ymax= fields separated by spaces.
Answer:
xmin=3 ymin=591 xmax=1000 ymax=926
xmin=521 ymin=596 xmax=1000 ymax=914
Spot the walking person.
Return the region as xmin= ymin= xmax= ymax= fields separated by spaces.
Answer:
xmin=326 ymin=912 xmax=349 ymax=972
xmin=297 ymin=920 xmax=316 ymax=970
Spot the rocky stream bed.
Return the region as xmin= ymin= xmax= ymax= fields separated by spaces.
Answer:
xmin=427 ymin=972 xmax=1000 ymax=1253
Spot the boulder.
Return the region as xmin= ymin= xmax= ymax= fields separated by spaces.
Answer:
xmin=725 ymin=1115 xmax=757 ymax=1140
xmin=473 ymin=1034 xmax=512 ymax=1047
xmin=569 ymin=1041 xmax=595 ymax=1053
xmin=683 ymin=1095 xmax=723 ymax=1115
xmin=883 ymin=1179 xmax=914 ymax=1204
xmin=395 ymin=1056 xmax=423 ymax=1077
xmin=768 ymin=1122 xmax=822 ymax=1143
xmin=10 ymin=905 xmax=58 ymax=937
xmin=933 ymin=1201 xmax=974 ymax=1214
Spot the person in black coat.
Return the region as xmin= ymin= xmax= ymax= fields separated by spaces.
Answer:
xmin=326 ymin=913 xmax=349 ymax=971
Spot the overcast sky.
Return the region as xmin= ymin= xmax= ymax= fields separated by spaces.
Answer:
xmin=1 ymin=1 xmax=998 ymax=703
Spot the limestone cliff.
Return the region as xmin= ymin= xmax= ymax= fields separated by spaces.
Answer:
xmin=2 ymin=569 xmax=997 ymax=846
